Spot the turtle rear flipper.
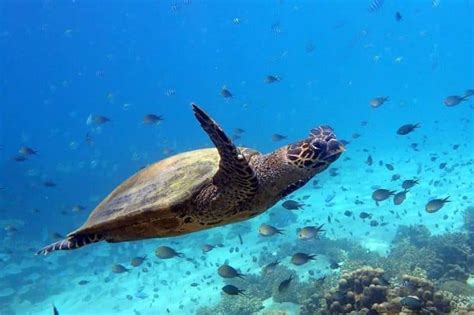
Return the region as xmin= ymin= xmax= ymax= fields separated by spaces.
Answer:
xmin=192 ymin=104 xmax=258 ymax=199
xmin=36 ymin=233 xmax=103 ymax=256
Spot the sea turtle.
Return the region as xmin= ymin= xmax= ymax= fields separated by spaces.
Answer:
xmin=36 ymin=104 xmax=344 ymax=255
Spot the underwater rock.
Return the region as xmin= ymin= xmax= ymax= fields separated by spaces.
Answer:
xmin=314 ymin=267 xmax=456 ymax=314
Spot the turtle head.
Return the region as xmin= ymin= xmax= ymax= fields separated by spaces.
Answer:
xmin=286 ymin=126 xmax=344 ymax=175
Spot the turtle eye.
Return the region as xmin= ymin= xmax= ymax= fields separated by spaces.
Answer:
xmin=310 ymin=138 xmax=327 ymax=154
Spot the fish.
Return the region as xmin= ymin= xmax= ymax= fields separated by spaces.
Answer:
xmin=291 ymin=253 xmax=317 ymax=266
xmin=238 ymin=233 xmax=243 ymax=245
xmin=259 ymin=223 xmax=284 ymax=236
xmin=372 ymin=189 xmax=396 ymax=202
xmin=18 ymin=146 xmax=38 ymax=156
xmin=43 ymin=180 xmax=57 ymax=188
xmin=71 ymin=205 xmax=85 ymax=213
xmin=397 ymin=123 xmax=420 ymax=135
xmin=85 ymin=132 xmax=94 ymax=146
xmin=359 ymin=212 xmax=372 ymax=219
xmin=271 ymin=134 xmax=287 ymax=141
xmin=278 ymin=275 xmax=293 ymax=293
xmin=343 ymin=210 xmax=353 ymax=217
xmin=366 ymin=155 xmax=373 ymax=166
xmin=444 ymin=95 xmax=467 ymax=107
xmin=385 ymin=164 xmax=394 ymax=171
xmin=329 ymin=261 xmax=341 ymax=269
xmin=282 ymin=200 xmax=304 ymax=210
xmin=53 ymin=304 xmax=59 ymax=315
xmin=111 ymin=264 xmax=129 ymax=273
xmin=425 ymin=197 xmax=450 ymax=213
xmin=234 ymin=128 xmax=245 ymax=134
xmin=218 ymin=265 xmax=245 ymax=279
xmin=369 ymin=96 xmax=389 ymax=108
xmin=370 ymin=220 xmax=379 ymax=227
xmin=87 ymin=114 xmax=111 ymax=125
xmin=143 ymin=114 xmax=164 ymax=125
xmin=131 ymin=256 xmax=147 ymax=267
xmin=262 ymin=260 xmax=280 ymax=275
xmin=367 ymin=0 xmax=384 ymax=12
xmin=464 ymin=89 xmax=474 ymax=97
xmin=78 ymin=280 xmax=90 ymax=285
xmin=391 ymin=174 xmax=401 ymax=181
xmin=395 ymin=12 xmax=402 ymax=21
xmin=221 ymin=86 xmax=233 ymax=98
xmin=13 ymin=155 xmax=27 ymax=162
xmin=222 ymin=284 xmax=247 ymax=297
xmin=402 ymin=179 xmax=419 ymax=190
xmin=155 ymin=246 xmax=184 ymax=259
xmin=201 ymin=244 xmax=215 ymax=253
xmin=297 ymin=224 xmax=325 ymax=240
xmin=265 ymin=75 xmax=281 ymax=83
xmin=400 ymin=295 xmax=423 ymax=311
xmin=393 ymin=190 xmax=408 ymax=205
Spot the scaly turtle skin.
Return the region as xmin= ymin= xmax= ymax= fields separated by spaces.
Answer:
xmin=36 ymin=104 xmax=344 ymax=255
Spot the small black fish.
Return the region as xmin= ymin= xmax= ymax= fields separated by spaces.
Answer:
xmin=444 ymin=95 xmax=467 ymax=107
xmin=393 ymin=190 xmax=408 ymax=205
xmin=359 ymin=212 xmax=372 ymax=219
xmin=222 ymin=284 xmax=247 ymax=297
xmin=329 ymin=261 xmax=341 ymax=269
xmin=43 ymin=180 xmax=57 ymax=188
xmin=395 ymin=11 xmax=402 ymax=21
xmin=366 ymin=155 xmax=373 ymax=166
xmin=262 ymin=260 xmax=280 ymax=275
xmin=278 ymin=275 xmax=293 ymax=293
xmin=265 ymin=75 xmax=281 ymax=83
xmin=53 ymin=304 xmax=60 ymax=315
xmin=14 ymin=155 xmax=27 ymax=162
xmin=372 ymin=189 xmax=396 ymax=202
xmin=397 ymin=123 xmax=420 ymax=135
xmin=343 ymin=210 xmax=353 ymax=217
xmin=391 ymin=174 xmax=401 ymax=181
xmin=425 ymin=197 xmax=450 ymax=213
xmin=400 ymin=295 xmax=423 ymax=310
xmin=78 ymin=280 xmax=90 ymax=285
xmin=238 ymin=233 xmax=243 ymax=245
xmin=282 ymin=200 xmax=304 ymax=210
xmin=385 ymin=163 xmax=394 ymax=171
xmin=370 ymin=220 xmax=379 ymax=227
xmin=143 ymin=114 xmax=164 ymax=125
xmin=221 ymin=86 xmax=233 ymax=98
xmin=291 ymin=253 xmax=316 ymax=266
xmin=402 ymin=179 xmax=419 ymax=190
xmin=271 ymin=133 xmax=287 ymax=141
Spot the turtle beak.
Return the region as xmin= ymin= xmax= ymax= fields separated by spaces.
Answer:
xmin=323 ymin=139 xmax=345 ymax=163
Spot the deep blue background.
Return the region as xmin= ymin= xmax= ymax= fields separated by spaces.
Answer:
xmin=0 ymin=0 xmax=472 ymax=239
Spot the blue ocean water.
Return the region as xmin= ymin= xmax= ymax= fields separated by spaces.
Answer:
xmin=0 ymin=1 xmax=473 ymax=314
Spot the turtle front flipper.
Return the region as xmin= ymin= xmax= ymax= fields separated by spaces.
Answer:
xmin=192 ymin=104 xmax=259 ymax=200
xmin=36 ymin=233 xmax=103 ymax=256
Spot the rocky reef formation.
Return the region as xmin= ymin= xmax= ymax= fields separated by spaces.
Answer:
xmin=387 ymin=223 xmax=473 ymax=283
xmin=464 ymin=206 xmax=474 ymax=250
xmin=319 ymin=267 xmax=454 ymax=314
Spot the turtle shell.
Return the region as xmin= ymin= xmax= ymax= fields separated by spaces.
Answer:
xmin=72 ymin=148 xmax=221 ymax=238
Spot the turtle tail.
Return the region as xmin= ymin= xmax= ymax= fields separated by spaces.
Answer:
xmin=35 ymin=233 xmax=103 ymax=256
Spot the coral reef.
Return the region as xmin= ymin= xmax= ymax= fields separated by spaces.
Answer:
xmin=464 ymin=206 xmax=474 ymax=251
xmin=320 ymin=267 xmax=453 ymax=314
xmin=389 ymin=224 xmax=472 ymax=282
